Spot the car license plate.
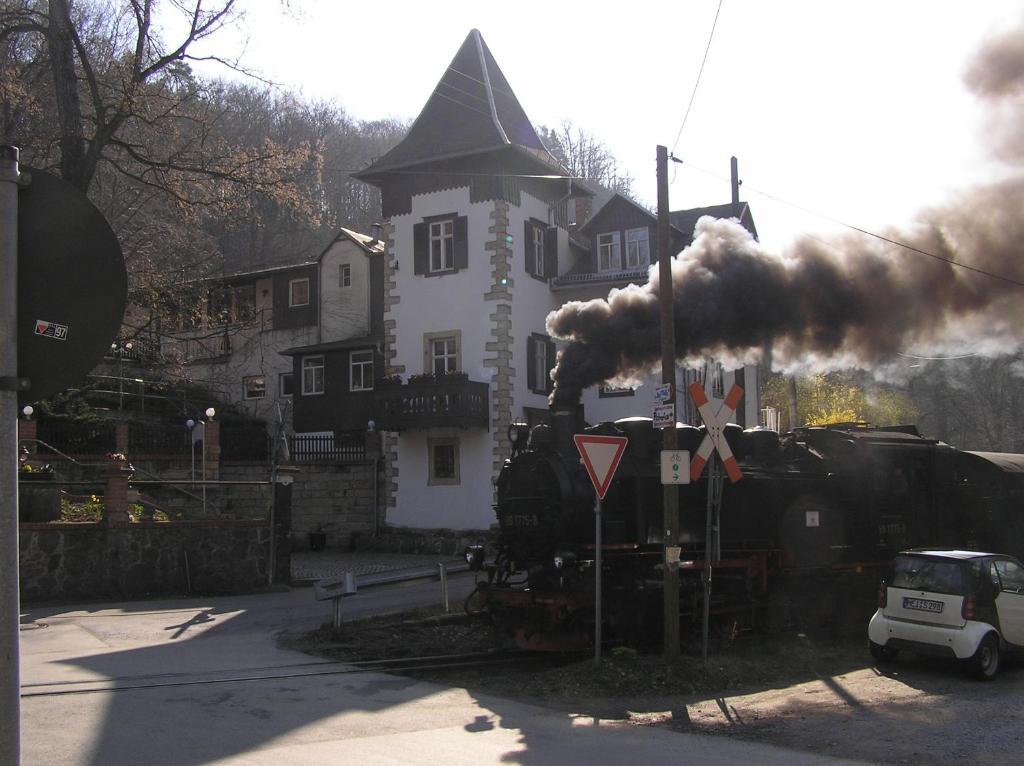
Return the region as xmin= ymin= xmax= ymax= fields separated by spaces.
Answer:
xmin=903 ymin=596 xmax=944 ymax=613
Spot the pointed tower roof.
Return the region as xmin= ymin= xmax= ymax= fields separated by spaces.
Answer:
xmin=355 ymin=30 xmax=560 ymax=182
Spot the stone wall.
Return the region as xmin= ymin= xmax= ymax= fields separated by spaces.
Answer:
xmin=19 ymin=520 xmax=273 ymax=602
xmin=285 ymin=462 xmax=379 ymax=549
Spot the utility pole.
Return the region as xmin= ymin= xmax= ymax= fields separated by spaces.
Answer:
xmin=657 ymin=145 xmax=680 ymax=659
xmin=1 ymin=145 xmax=22 ymax=764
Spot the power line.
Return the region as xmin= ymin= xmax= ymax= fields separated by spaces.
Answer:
xmin=678 ymin=160 xmax=1024 ymax=289
xmin=670 ymin=0 xmax=725 ymax=156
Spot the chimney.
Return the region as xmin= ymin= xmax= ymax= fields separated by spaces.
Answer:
xmin=731 ymin=156 xmax=740 ymax=205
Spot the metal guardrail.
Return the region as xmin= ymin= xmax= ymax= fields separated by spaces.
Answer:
xmin=314 ymin=561 xmax=470 ymax=627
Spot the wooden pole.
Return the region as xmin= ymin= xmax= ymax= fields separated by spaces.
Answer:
xmin=657 ymin=145 xmax=680 ymax=659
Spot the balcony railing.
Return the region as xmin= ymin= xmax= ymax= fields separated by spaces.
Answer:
xmin=550 ymin=267 xmax=650 ymax=290
xmin=374 ymin=379 xmax=489 ymax=431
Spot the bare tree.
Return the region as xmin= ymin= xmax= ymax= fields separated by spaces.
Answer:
xmin=539 ymin=120 xmax=634 ymax=198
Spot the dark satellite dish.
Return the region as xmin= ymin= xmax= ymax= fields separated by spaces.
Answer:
xmin=17 ymin=168 xmax=127 ymax=406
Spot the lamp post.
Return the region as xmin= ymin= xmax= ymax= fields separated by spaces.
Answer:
xmin=202 ymin=408 xmax=214 ymax=513
xmin=185 ymin=418 xmax=196 ymax=488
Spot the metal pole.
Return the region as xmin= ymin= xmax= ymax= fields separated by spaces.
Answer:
xmin=0 ymin=144 xmax=21 ymax=765
xmin=657 ymin=145 xmax=680 ymax=659
xmin=201 ymin=433 xmax=206 ymax=514
xmin=438 ymin=562 xmax=449 ymax=613
xmin=594 ymin=497 xmax=602 ymax=665
xmin=702 ymin=455 xmax=720 ymax=663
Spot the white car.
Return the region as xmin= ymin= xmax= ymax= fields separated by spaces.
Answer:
xmin=868 ymin=549 xmax=1024 ymax=679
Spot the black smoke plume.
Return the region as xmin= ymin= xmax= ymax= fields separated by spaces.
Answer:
xmin=547 ymin=25 xmax=1024 ymax=407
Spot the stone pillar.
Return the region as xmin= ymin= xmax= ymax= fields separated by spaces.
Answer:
xmin=205 ymin=420 xmax=221 ymax=479
xmin=115 ymin=423 xmax=129 ymax=455
xmin=104 ymin=472 xmax=131 ymax=524
xmin=18 ymin=418 xmax=36 ymax=454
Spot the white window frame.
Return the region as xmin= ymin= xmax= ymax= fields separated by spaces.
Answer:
xmin=625 ymin=227 xmax=650 ymax=268
xmin=428 ymin=437 xmax=460 ymax=486
xmin=243 ymin=375 xmax=266 ymax=399
xmin=289 ymin=277 xmax=310 ymax=307
xmin=599 ymin=382 xmax=635 ymax=397
xmin=431 ymin=337 xmax=458 ymax=376
xmin=350 ymin=350 xmax=374 ymax=392
xmin=597 ymin=232 xmax=621 ymax=272
xmin=279 ymin=372 xmax=294 ymax=398
xmin=302 ymin=355 xmax=325 ymax=395
xmin=429 ymin=219 xmax=455 ymax=273
xmin=339 ymin=263 xmax=352 ymax=288
xmin=423 ymin=330 xmax=461 ymax=376
xmin=532 ymin=223 xmax=545 ymax=278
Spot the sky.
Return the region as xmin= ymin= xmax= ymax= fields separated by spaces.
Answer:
xmin=185 ymin=0 xmax=1024 ymax=253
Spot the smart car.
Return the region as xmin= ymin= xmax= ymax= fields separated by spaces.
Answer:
xmin=868 ymin=549 xmax=1024 ymax=679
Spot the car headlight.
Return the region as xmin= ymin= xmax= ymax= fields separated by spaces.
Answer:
xmin=464 ymin=545 xmax=485 ymax=571
xmin=553 ymin=551 xmax=576 ymax=570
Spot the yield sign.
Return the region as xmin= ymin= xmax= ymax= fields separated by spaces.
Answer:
xmin=574 ymin=434 xmax=628 ymax=499
xmin=689 ymin=381 xmax=744 ymax=483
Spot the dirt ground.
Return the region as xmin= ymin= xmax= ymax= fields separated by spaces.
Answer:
xmin=280 ymin=610 xmax=1024 ymax=766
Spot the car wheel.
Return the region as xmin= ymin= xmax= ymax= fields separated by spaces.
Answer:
xmin=869 ymin=640 xmax=899 ymax=662
xmin=968 ymin=633 xmax=1000 ymax=681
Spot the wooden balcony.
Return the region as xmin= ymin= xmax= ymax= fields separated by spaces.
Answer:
xmin=374 ymin=379 xmax=490 ymax=431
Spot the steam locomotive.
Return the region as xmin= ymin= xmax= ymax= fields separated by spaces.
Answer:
xmin=466 ymin=407 xmax=1024 ymax=651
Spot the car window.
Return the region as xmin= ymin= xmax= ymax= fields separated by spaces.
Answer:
xmin=993 ymin=560 xmax=1024 ymax=593
xmin=891 ymin=557 xmax=966 ymax=595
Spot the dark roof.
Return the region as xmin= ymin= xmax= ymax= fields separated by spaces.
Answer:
xmin=355 ymin=30 xmax=560 ymax=181
xmin=281 ymin=336 xmax=379 ymax=357
xmin=669 ymin=202 xmax=758 ymax=247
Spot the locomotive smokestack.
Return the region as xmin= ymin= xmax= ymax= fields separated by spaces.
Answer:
xmin=550 ymin=402 xmax=584 ymax=456
xmin=547 ymin=26 xmax=1024 ymax=398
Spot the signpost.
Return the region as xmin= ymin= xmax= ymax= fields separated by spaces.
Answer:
xmin=688 ymin=381 xmax=745 ymax=662
xmin=1 ymin=150 xmax=126 ymax=763
xmin=573 ymin=433 xmax=628 ymax=665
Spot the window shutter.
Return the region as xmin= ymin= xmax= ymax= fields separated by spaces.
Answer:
xmin=526 ymin=335 xmax=537 ymax=392
xmin=545 ymin=338 xmax=557 ymax=393
xmin=544 ymin=227 xmax=558 ymax=278
xmin=453 ymin=216 xmax=468 ymax=270
xmin=413 ymin=222 xmax=428 ymax=274
xmin=524 ymin=220 xmax=535 ymax=275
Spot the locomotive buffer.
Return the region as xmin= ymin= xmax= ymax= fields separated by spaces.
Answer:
xmin=689 ymin=381 xmax=744 ymax=662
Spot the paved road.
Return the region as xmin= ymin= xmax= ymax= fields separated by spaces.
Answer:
xmin=19 ymin=576 xmax=875 ymax=766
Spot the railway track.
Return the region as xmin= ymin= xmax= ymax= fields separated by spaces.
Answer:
xmin=21 ymin=649 xmax=574 ymax=699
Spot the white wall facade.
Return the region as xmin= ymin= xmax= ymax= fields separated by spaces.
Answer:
xmin=319 ymin=239 xmax=372 ymax=343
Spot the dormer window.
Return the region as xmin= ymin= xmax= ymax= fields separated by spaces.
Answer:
xmin=597 ymin=232 xmax=621 ymax=272
xmin=625 ymin=228 xmax=650 ymax=268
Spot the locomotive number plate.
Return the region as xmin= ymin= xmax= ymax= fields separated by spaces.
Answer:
xmin=903 ymin=596 xmax=944 ymax=614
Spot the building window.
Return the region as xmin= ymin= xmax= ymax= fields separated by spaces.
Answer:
xmin=599 ymin=383 xmax=635 ymax=398
xmin=532 ymin=223 xmax=545 ymax=277
xmin=427 ymin=334 xmax=459 ymax=376
xmin=339 ymin=263 xmax=351 ymax=288
xmin=428 ymin=438 xmax=460 ymax=485
xmin=279 ymin=372 xmax=294 ymax=398
xmin=243 ymin=375 xmax=266 ymax=399
xmin=429 ymin=219 xmax=455 ymax=272
xmin=302 ymin=355 xmax=324 ymax=395
xmin=527 ymin=333 xmax=556 ymax=394
xmin=597 ymin=232 xmax=621 ymax=272
xmin=289 ymin=278 xmax=310 ymax=307
xmin=350 ymin=350 xmax=374 ymax=391
xmin=625 ymin=228 xmax=650 ymax=268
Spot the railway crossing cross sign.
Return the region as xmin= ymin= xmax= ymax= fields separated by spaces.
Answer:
xmin=574 ymin=434 xmax=628 ymax=499
xmin=689 ymin=381 xmax=744 ymax=483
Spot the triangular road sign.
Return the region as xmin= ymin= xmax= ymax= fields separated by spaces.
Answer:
xmin=574 ymin=434 xmax=629 ymax=499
